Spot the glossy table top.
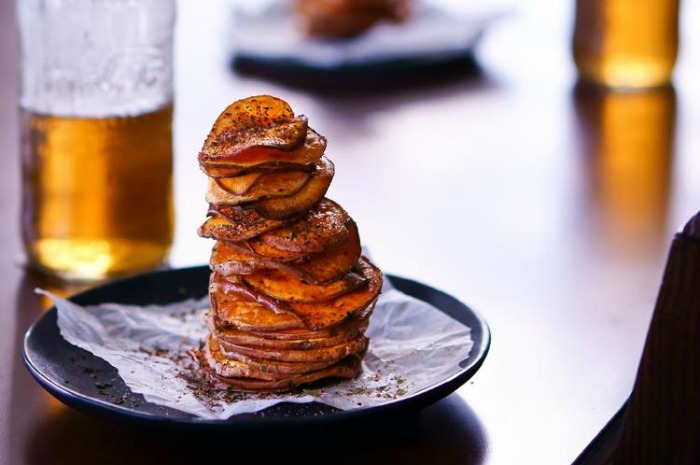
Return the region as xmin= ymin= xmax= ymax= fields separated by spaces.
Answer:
xmin=2 ymin=1 xmax=699 ymax=464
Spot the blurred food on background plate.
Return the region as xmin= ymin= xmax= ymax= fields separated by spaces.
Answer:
xmin=295 ymin=0 xmax=411 ymax=39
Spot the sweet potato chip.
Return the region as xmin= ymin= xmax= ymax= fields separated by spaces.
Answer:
xmin=204 ymin=336 xmax=278 ymax=380
xmin=246 ymin=315 xmax=370 ymax=341
xmin=210 ymin=241 xmax=260 ymax=276
xmin=250 ymin=156 xmax=334 ymax=220
xmin=287 ymin=257 xmax=382 ymax=330
xmin=246 ymin=237 xmax=311 ymax=262
xmin=215 ymin=339 xmax=335 ymax=375
xmin=242 ymin=267 xmax=366 ymax=303
xmin=211 ymin=352 xmax=364 ymax=393
xmin=205 ymin=336 xmax=340 ymax=382
xmin=214 ymin=170 xmax=310 ymax=199
xmin=219 ymin=334 xmax=367 ymax=364
xmin=211 ymin=272 xmax=291 ymax=316
xmin=213 ymin=172 xmax=264 ymax=195
xmin=211 ymin=290 xmax=304 ymax=332
xmin=208 ymin=313 xmax=369 ymax=350
xmin=289 ymin=219 xmax=361 ymax=283
xmin=258 ymin=198 xmax=350 ymax=253
xmin=207 ymin=171 xmax=310 ymax=205
xmin=198 ymin=207 xmax=286 ymax=242
xmin=200 ymin=95 xmax=307 ymax=158
xmin=200 ymin=127 xmax=327 ymax=176
xmin=200 ymin=160 xmax=316 ymax=179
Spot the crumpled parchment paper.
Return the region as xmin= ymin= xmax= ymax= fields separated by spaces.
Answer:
xmin=40 ymin=282 xmax=472 ymax=420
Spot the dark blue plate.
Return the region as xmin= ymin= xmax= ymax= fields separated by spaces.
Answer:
xmin=22 ymin=266 xmax=490 ymax=432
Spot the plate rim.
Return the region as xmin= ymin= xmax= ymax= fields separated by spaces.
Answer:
xmin=22 ymin=265 xmax=491 ymax=428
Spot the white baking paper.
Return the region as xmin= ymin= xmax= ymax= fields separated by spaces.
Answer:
xmin=39 ymin=282 xmax=472 ymax=420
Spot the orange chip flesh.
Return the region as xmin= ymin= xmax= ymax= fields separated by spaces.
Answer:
xmin=201 ymin=160 xmax=316 ymax=179
xmin=219 ymin=334 xmax=368 ymax=364
xmin=287 ymin=257 xmax=382 ymax=330
xmin=250 ymin=156 xmax=334 ymax=220
xmin=200 ymin=95 xmax=307 ymax=160
xmin=210 ymin=335 xmax=333 ymax=376
xmin=288 ymin=219 xmax=362 ymax=283
xmin=208 ymin=313 xmax=369 ymax=350
xmin=241 ymin=267 xmax=367 ymax=303
xmin=205 ymin=336 xmax=346 ymax=382
xmin=247 ymin=237 xmax=312 ymax=263
xmin=200 ymin=127 xmax=327 ymax=174
xmin=202 ymin=320 xmax=366 ymax=391
xmin=214 ymin=172 xmax=264 ymax=195
xmin=243 ymin=300 xmax=376 ymax=343
xmin=210 ymin=273 xmax=304 ymax=332
xmin=210 ymin=351 xmax=365 ymax=393
xmin=211 ymin=272 xmax=290 ymax=313
xmin=213 ymin=170 xmax=310 ymax=199
xmin=210 ymin=241 xmax=260 ymax=276
xmin=212 ymin=291 xmax=304 ymax=332
xmin=204 ymin=337 xmax=275 ymax=380
xmin=258 ymin=198 xmax=350 ymax=253
xmin=198 ymin=212 xmax=286 ymax=243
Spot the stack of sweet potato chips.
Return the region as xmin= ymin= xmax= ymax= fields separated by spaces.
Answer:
xmin=196 ymin=96 xmax=382 ymax=392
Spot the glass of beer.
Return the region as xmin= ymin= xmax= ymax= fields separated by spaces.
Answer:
xmin=573 ymin=0 xmax=680 ymax=89
xmin=17 ymin=0 xmax=176 ymax=281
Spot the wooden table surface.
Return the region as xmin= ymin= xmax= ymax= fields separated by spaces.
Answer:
xmin=2 ymin=1 xmax=699 ymax=464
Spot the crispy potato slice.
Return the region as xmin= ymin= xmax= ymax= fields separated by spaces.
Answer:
xmin=251 ymin=156 xmax=333 ymax=220
xmin=204 ymin=336 xmax=279 ymax=380
xmin=215 ymin=339 xmax=335 ymax=375
xmin=198 ymin=207 xmax=286 ymax=242
xmin=200 ymin=127 xmax=327 ymax=176
xmin=210 ymin=241 xmax=260 ymax=276
xmin=290 ymin=219 xmax=361 ymax=283
xmin=247 ymin=238 xmax=311 ymax=262
xmin=242 ymin=267 xmax=366 ymax=303
xmin=258 ymin=198 xmax=350 ymax=253
xmin=201 ymin=160 xmax=315 ymax=179
xmin=288 ymin=257 xmax=382 ymax=330
xmin=246 ymin=314 xmax=371 ymax=341
xmin=210 ymin=273 xmax=303 ymax=331
xmin=202 ymin=127 xmax=326 ymax=168
xmin=219 ymin=334 xmax=367 ymax=364
xmin=208 ymin=313 xmax=369 ymax=350
xmin=213 ymin=172 xmax=264 ymax=195
xmin=211 ymin=272 xmax=293 ymax=319
xmin=211 ymin=352 xmax=364 ymax=393
xmin=200 ymin=95 xmax=307 ymax=159
xmin=211 ymin=291 xmax=304 ymax=332
xmin=214 ymin=170 xmax=310 ymax=198
xmin=207 ymin=172 xmax=309 ymax=205
xmin=203 ymin=95 xmax=301 ymax=147
xmin=210 ymin=219 xmax=360 ymax=283
xmin=205 ymin=336 xmax=336 ymax=381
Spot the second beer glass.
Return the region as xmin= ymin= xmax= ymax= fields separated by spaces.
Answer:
xmin=573 ymin=0 xmax=680 ymax=88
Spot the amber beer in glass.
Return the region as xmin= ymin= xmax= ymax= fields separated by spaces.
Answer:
xmin=573 ymin=0 xmax=680 ymax=88
xmin=575 ymin=83 xmax=676 ymax=250
xmin=18 ymin=0 xmax=175 ymax=280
